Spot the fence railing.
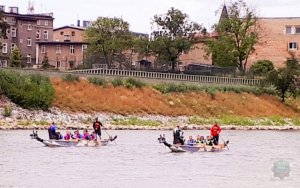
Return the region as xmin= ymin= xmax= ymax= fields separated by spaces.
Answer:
xmin=70 ymin=68 xmax=262 ymax=85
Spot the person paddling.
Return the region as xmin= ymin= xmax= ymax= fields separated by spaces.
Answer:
xmin=93 ymin=117 xmax=103 ymax=140
xmin=210 ymin=123 xmax=221 ymax=145
xmin=48 ymin=122 xmax=59 ymax=140
xmin=173 ymin=125 xmax=184 ymax=145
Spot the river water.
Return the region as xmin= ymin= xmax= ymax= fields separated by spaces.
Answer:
xmin=0 ymin=130 xmax=299 ymax=188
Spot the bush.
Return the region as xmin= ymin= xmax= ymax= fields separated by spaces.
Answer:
xmin=62 ymin=74 xmax=80 ymax=82
xmin=111 ymin=78 xmax=124 ymax=87
xmin=88 ymin=77 xmax=107 ymax=86
xmin=125 ymin=78 xmax=145 ymax=89
xmin=112 ymin=117 xmax=161 ymax=126
xmin=206 ymin=88 xmax=217 ymax=99
xmin=2 ymin=105 xmax=12 ymax=117
xmin=250 ymin=60 xmax=274 ymax=76
xmin=0 ymin=70 xmax=55 ymax=110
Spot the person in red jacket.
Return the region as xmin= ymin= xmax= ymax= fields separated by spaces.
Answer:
xmin=210 ymin=123 xmax=221 ymax=145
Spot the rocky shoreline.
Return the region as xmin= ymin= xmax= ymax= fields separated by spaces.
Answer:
xmin=0 ymin=98 xmax=299 ymax=131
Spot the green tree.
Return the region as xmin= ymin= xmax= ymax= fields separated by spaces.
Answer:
xmin=205 ymin=0 xmax=259 ymax=75
xmin=250 ymin=60 xmax=274 ymax=76
xmin=41 ymin=53 xmax=51 ymax=69
xmin=0 ymin=12 xmax=9 ymax=39
xmin=267 ymin=58 xmax=300 ymax=102
xmin=9 ymin=48 xmax=22 ymax=67
xmin=85 ymin=17 xmax=132 ymax=68
xmin=144 ymin=7 xmax=202 ymax=71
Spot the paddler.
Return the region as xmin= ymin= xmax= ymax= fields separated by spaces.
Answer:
xmin=210 ymin=123 xmax=221 ymax=145
xmin=93 ymin=117 xmax=103 ymax=140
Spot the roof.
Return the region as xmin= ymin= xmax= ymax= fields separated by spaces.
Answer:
xmin=36 ymin=41 xmax=88 ymax=45
xmin=54 ymin=25 xmax=85 ymax=31
xmin=3 ymin=12 xmax=54 ymax=20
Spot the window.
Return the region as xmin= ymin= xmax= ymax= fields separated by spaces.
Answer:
xmin=70 ymin=45 xmax=75 ymax=54
xmin=36 ymin=30 xmax=40 ymax=39
xmin=2 ymin=43 xmax=7 ymax=53
xmin=60 ymin=31 xmax=64 ymax=35
xmin=69 ymin=61 xmax=74 ymax=68
xmin=11 ymin=43 xmax=16 ymax=52
xmin=12 ymin=18 xmax=16 ymax=24
xmin=288 ymin=42 xmax=297 ymax=50
xmin=27 ymin=38 xmax=32 ymax=46
xmin=286 ymin=26 xmax=292 ymax=34
xmin=11 ymin=27 xmax=16 ymax=37
xmin=71 ymin=31 xmax=75 ymax=36
xmin=3 ymin=17 xmax=7 ymax=22
xmin=28 ymin=24 xmax=32 ymax=30
xmin=57 ymin=61 xmax=61 ymax=68
xmin=82 ymin=44 xmax=87 ymax=52
xmin=295 ymin=26 xmax=300 ymax=34
xmin=41 ymin=45 xmax=46 ymax=53
xmin=45 ymin=20 xmax=48 ymax=26
xmin=37 ymin=20 xmax=40 ymax=25
xmin=1 ymin=60 xmax=8 ymax=67
xmin=56 ymin=45 xmax=61 ymax=54
xmin=27 ymin=54 xmax=31 ymax=64
xmin=64 ymin=35 xmax=71 ymax=41
xmin=44 ymin=30 xmax=48 ymax=40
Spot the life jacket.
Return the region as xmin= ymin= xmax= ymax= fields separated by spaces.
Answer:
xmin=94 ymin=121 xmax=101 ymax=130
xmin=83 ymin=133 xmax=90 ymax=140
xmin=64 ymin=134 xmax=71 ymax=140
xmin=173 ymin=128 xmax=180 ymax=137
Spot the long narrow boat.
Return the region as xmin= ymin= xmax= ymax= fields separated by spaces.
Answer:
xmin=157 ymin=135 xmax=229 ymax=153
xmin=30 ymin=130 xmax=117 ymax=147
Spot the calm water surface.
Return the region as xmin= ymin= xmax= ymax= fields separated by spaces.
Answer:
xmin=0 ymin=130 xmax=299 ymax=188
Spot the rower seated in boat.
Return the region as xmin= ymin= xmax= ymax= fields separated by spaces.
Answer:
xmin=205 ymin=136 xmax=213 ymax=146
xmin=83 ymin=129 xmax=91 ymax=140
xmin=72 ymin=130 xmax=82 ymax=139
xmin=196 ymin=135 xmax=205 ymax=144
xmin=187 ymin=136 xmax=196 ymax=146
xmin=64 ymin=130 xmax=71 ymax=140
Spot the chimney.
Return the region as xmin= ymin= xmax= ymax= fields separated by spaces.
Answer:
xmin=0 ymin=5 xmax=5 ymax=12
xmin=77 ymin=20 xmax=80 ymax=27
xmin=9 ymin=6 xmax=18 ymax=14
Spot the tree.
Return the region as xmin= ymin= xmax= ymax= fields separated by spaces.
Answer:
xmin=267 ymin=58 xmax=300 ymax=102
xmin=85 ymin=17 xmax=132 ymax=68
xmin=9 ymin=48 xmax=22 ymax=67
xmin=205 ymin=0 xmax=259 ymax=75
xmin=250 ymin=60 xmax=274 ymax=76
xmin=0 ymin=12 xmax=9 ymax=39
xmin=41 ymin=53 xmax=51 ymax=69
xmin=145 ymin=7 xmax=202 ymax=71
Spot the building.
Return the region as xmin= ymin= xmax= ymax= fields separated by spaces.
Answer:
xmin=36 ymin=25 xmax=87 ymax=70
xmin=0 ymin=5 xmax=54 ymax=67
xmin=248 ymin=17 xmax=300 ymax=68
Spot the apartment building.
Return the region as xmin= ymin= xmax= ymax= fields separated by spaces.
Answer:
xmin=36 ymin=25 xmax=87 ymax=70
xmin=0 ymin=5 xmax=54 ymax=67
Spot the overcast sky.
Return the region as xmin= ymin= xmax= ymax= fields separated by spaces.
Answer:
xmin=1 ymin=0 xmax=299 ymax=33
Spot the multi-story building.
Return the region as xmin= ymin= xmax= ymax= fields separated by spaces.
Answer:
xmin=36 ymin=25 xmax=88 ymax=70
xmin=0 ymin=5 xmax=54 ymax=67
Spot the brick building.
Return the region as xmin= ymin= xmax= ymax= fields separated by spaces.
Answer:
xmin=0 ymin=5 xmax=54 ymax=67
xmin=36 ymin=25 xmax=88 ymax=70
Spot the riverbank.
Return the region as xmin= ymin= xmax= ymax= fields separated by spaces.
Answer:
xmin=0 ymin=98 xmax=299 ymax=130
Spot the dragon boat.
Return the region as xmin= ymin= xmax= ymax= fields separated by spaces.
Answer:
xmin=30 ymin=130 xmax=117 ymax=147
xmin=157 ymin=135 xmax=229 ymax=153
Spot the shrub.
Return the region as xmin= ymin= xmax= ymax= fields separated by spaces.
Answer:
xmin=206 ymin=87 xmax=217 ymax=99
xmin=125 ymin=78 xmax=145 ymax=89
xmin=0 ymin=70 xmax=55 ymax=110
xmin=62 ymin=74 xmax=80 ymax=82
xmin=88 ymin=77 xmax=107 ymax=86
xmin=250 ymin=60 xmax=274 ymax=76
xmin=111 ymin=78 xmax=124 ymax=87
xmin=112 ymin=117 xmax=161 ymax=127
xmin=2 ymin=105 xmax=12 ymax=117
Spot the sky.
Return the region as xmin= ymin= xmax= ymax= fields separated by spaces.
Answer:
xmin=1 ymin=0 xmax=300 ymax=34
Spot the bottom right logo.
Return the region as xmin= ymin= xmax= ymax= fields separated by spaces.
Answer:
xmin=271 ymin=159 xmax=291 ymax=180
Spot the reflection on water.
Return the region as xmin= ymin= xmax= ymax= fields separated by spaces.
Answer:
xmin=0 ymin=130 xmax=299 ymax=188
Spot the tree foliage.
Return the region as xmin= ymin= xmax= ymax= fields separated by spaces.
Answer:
xmin=267 ymin=58 xmax=300 ymax=102
xmin=85 ymin=17 xmax=132 ymax=68
xmin=250 ymin=60 xmax=274 ymax=76
xmin=205 ymin=0 xmax=259 ymax=75
xmin=0 ymin=12 xmax=9 ymax=39
xmin=9 ymin=48 xmax=23 ymax=67
xmin=135 ymin=7 xmax=202 ymax=71
xmin=41 ymin=54 xmax=51 ymax=69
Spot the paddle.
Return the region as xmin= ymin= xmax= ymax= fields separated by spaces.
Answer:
xmin=220 ymin=135 xmax=229 ymax=150
xmin=102 ymin=126 xmax=117 ymax=145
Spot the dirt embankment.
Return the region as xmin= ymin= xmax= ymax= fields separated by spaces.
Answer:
xmin=52 ymin=79 xmax=300 ymax=118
